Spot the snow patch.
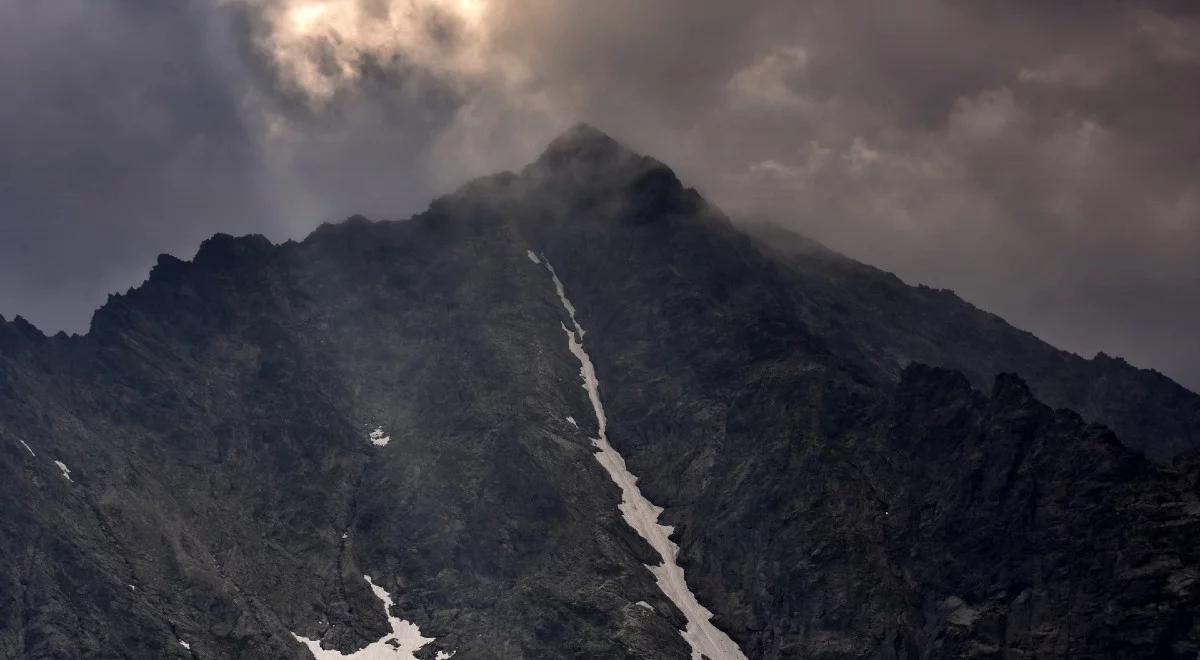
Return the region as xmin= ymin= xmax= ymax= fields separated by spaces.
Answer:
xmin=53 ymin=460 xmax=72 ymax=482
xmin=526 ymin=250 xmax=541 ymax=264
xmin=566 ymin=416 xmax=578 ymax=428
xmin=541 ymin=259 xmax=747 ymax=660
xmin=636 ymin=601 xmax=654 ymax=611
xmin=368 ymin=427 xmax=391 ymax=447
xmin=179 ymin=640 xmax=191 ymax=650
xmin=18 ymin=440 xmax=35 ymax=457
xmin=293 ymin=574 xmax=449 ymax=660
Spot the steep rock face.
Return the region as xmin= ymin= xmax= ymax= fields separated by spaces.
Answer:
xmin=1 ymin=125 xmax=1198 ymax=659
xmin=0 ymin=199 xmax=690 ymax=658
xmin=880 ymin=368 xmax=1200 ymax=658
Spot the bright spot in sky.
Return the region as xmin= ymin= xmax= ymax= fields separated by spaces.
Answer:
xmin=235 ymin=0 xmax=516 ymax=105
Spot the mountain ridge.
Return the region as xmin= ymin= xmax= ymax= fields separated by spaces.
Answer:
xmin=9 ymin=124 xmax=1196 ymax=462
xmin=2 ymin=125 xmax=1199 ymax=658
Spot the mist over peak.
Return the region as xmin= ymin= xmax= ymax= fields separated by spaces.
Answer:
xmin=1 ymin=0 xmax=1198 ymax=393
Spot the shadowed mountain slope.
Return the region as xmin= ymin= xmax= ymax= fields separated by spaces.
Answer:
xmin=740 ymin=220 xmax=1200 ymax=463
xmin=1 ymin=125 xmax=1197 ymax=659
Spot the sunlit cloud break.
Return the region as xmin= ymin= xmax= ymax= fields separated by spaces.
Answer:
xmin=230 ymin=0 xmax=522 ymax=105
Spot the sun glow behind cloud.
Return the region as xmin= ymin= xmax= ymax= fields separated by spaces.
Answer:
xmin=233 ymin=0 xmax=516 ymax=105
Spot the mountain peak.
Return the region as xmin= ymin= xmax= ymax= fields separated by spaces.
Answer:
xmin=192 ymin=232 xmax=275 ymax=270
xmin=547 ymin=122 xmax=620 ymax=150
xmin=0 ymin=313 xmax=47 ymax=355
xmin=532 ymin=123 xmax=637 ymax=171
xmin=6 ymin=115 xmax=1200 ymax=659
xmin=519 ymin=122 xmax=704 ymax=227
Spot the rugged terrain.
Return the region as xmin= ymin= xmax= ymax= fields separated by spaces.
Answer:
xmin=1 ymin=125 xmax=1198 ymax=659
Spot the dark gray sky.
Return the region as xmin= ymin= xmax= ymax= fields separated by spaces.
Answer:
xmin=2 ymin=0 xmax=1198 ymax=391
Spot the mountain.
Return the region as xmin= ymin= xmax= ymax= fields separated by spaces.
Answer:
xmin=1 ymin=124 xmax=1198 ymax=659
xmin=738 ymin=221 xmax=1200 ymax=463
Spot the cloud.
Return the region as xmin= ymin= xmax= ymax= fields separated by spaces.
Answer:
xmin=1137 ymin=10 xmax=1200 ymax=64
xmin=1 ymin=0 xmax=1198 ymax=390
xmin=728 ymin=47 xmax=811 ymax=109
xmin=1018 ymin=53 xmax=1110 ymax=88
xmin=229 ymin=0 xmax=512 ymax=106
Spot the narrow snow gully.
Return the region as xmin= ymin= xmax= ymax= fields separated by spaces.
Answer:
xmin=538 ymin=256 xmax=747 ymax=660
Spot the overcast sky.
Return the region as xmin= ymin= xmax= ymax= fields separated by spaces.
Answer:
xmin=2 ymin=0 xmax=1198 ymax=390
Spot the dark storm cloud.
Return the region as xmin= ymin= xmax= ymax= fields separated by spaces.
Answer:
xmin=2 ymin=1 xmax=1198 ymax=390
xmin=0 ymin=0 xmax=274 ymax=332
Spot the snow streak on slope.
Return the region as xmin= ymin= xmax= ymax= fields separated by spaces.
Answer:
xmin=293 ymin=575 xmax=450 ymax=659
xmin=539 ymin=256 xmax=747 ymax=660
xmin=53 ymin=460 xmax=72 ymax=482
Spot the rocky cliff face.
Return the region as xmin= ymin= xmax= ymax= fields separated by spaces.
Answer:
xmin=1 ymin=125 xmax=1197 ymax=659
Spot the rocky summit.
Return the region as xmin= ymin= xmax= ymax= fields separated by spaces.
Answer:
xmin=2 ymin=125 xmax=1199 ymax=659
